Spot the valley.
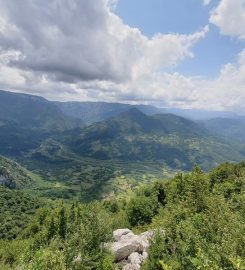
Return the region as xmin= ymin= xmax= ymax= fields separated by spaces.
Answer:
xmin=0 ymin=90 xmax=244 ymax=269
xmin=0 ymin=90 xmax=245 ymax=201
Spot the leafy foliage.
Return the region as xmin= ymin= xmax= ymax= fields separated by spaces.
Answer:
xmin=0 ymin=187 xmax=44 ymax=239
xmin=0 ymin=157 xmax=244 ymax=269
xmin=144 ymin=163 xmax=245 ymax=269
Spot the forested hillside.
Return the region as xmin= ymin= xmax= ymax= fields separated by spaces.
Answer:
xmin=0 ymin=156 xmax=35 ymax=189
xmin=0 ymin=0 xmax=244 ymax=268
xmin=0 ymin=90 xmax=245 ymax=202
xmin=200 ymin=117 xmax=245 ymax=143
xmin=0 ymin=91 xmax=244 ymax=269
xmin=66 ymin=108 xmax=245 ymax=170
xmin=0 ymin=162 xmax=244 ymax=269
xmin=0 ymin=90 xmax=83 ymax=156
xmin=55 ymin=101 xmax=162 ymax=124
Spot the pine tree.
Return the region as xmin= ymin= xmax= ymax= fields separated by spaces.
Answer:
xmin=47 ymin=216 xmax=56 ymax=241
xmin=58 ymin=206 xmax=67 ymax=239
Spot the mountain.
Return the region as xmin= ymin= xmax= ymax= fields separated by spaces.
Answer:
xmin=165 ymin=108 xmax=241 ymax=120
xmin=55 ymin=101 xmax=163 ymax=124
xmin=65 ymin=108 xmax=245 ymax=170
xmin=0 ymin=155 xmax=35 ymax=189
xmin=0 ymin=90 xmax=83 ymax=131
xmin=0 ymin=90 xmax=244 ymax=199
xmin=28 ymin=138 xmax=79 ymax=163
xmin=55 ymin=100 xmax=243 ymax=124
xmin=0 ymin=90 xmax=84 ymax=156
xmin=200 ymin=117 xmax=245 ymax=143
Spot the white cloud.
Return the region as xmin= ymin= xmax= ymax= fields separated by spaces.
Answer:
xmin=0 ymin=0 xmax=244 ymax=114
xmin=106 ymin=0 xmax=118 ymax=10
xmin=210 ymin=0 xmax=245 ymax=39
xmin=0 ymin=0 xmax=208 ymax=98
xmin=74 ymin=48 xmax=245 ymax=114
xmin=203 ymin=0 xmax=211 ymax=6
xmin=0 ymin=0 xmax=207 ymax=85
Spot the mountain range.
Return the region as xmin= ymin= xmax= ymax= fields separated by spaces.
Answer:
xmin=0 ymin=89 xmax=245 ymax=199
xmin=55 ymin=100 xmax=243 ymax=124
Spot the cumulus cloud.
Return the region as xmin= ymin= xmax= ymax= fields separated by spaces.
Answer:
xmin=0 ymin=0 xmax=244 ymax=114
xmin=0 ymin=0 xmax=207 ymax=85
xmin=210 ymin=0 xmax=245 ymax=39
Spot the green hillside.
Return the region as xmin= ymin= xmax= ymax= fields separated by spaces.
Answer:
xmin=0 ymin=156 xmax=36 ymax=189
xmin=0 ymin=187 xmax=45 ymax=240
xmin=55 ymin=101 xmax=162 ymax=124
xmin=0 ymin=90 xmax=83 ymax=131
xmin=0 ymin=90 xmax=84 ymax=156
xmin=67 ymin=109 xmax=245 ymax=170
xmin=0 ymin=91 xmax=245 ymax=202
xmin=0 ymin=162 xmax=244 ymax=269
xmin=200 ymin=117 xmax=245 ymax=143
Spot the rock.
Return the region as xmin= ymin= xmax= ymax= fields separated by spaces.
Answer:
xmin=142 ymin=251 xmax=148 ymax=260
xmin=110 ymin=235 xmax=143 ymax=261
xmin=113 ymin=229 xmax=134 ymax=241
xmin=123 ymin=264 xmax=141 ymax=270
xmin=140 ymin=230 xmax=154 ymax=241
xmin=128 ymin=252 xmax=143 ymax=264
xmin=107 ymin=228 xmax=156 ymax=265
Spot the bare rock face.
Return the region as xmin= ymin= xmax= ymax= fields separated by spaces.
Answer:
xmin=113 ymin=229 xmax=134 ymax=241
xmin=107 ymin=229 xmax=156 ymax=269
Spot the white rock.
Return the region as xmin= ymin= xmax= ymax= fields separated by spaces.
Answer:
xmin=113 ymin=229 xmax=134 ymax=241
xmin=140 ymin=230 xmax=154 ymax=241
xmin=108 ymin=229 xmax=157 ymax=263
xmin=110 ymin=235 xmax=143 ymax=261
xmin=142 ymin=251 xmax=148 ymax=260
xmin=123 ymin=264 xmax=141 ymax=270
xmin=128 ymin=252 xmax=143 ymax=265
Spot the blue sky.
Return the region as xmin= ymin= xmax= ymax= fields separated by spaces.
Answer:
xmin=0 ymin=0 xmax=244 ymax=113
xmin=115 ymin=0 xmax=244 ymax=78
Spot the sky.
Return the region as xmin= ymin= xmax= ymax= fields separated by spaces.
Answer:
xmin=0 ymin=0 xmax=244 ymax=113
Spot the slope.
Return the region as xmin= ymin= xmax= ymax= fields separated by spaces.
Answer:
xmin=0 ymin=90 xmax=84 ymax=156
xmin=0 ymin=155 xmax=37 ymax=189
xmin=55 ymin=101 xmax=163 ymax=124
xmin=67 ymin=109 xmax=245 ymax=170
xmin=200 ymin=117 xmax=245 ymax=143
xmin=0 ymin=90 xmax=83 ymax=131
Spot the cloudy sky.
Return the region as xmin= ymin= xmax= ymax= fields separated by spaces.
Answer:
xmin=0 ymin=0 xmax=244 ymax=113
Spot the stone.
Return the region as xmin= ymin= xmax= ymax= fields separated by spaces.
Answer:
xmin=140 ymin=230 xmax=154 ymax=241
xmin=110 ymin=235 xmax=143 ymax=261
xmin=142 ymin=251 xmax=148 ymax=260
xmin=107 ymin=229 xmax=156 ymax=264
xmin=122 ymin=264 xmax=141 ymax=270
xmin=128 ymin=252 xmax=143 ymax=265
xmin=113 ymin=229 xmax=134 ymax=241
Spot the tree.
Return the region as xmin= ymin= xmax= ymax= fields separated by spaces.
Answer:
xmin=58 ymin=206 xmax=66 ymax=239
xmin=47 ymin=216 xmax=56 ymax=241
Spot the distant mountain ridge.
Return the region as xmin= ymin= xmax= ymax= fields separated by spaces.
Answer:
xmin=0 ymin=90 xmax=245 ymax=200
xmin=62 ymin=108 xmax=245 ymax=170
xmin=55 ymin=100 xmax=243 ymax=124
xmin=0 ymin=89 xmax=244 ymax=171
xmin=0 ymin=90 xmax=84 ymax=156
xmin=55 ymin=101 xmax=162 ymax=124
xmin=0 ymin=90 xmax=83 ymax=131
xmin=200 ymin=117 xmax=245 ymax=143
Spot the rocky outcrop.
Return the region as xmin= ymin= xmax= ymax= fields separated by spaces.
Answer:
xmin=107 ymin=229 xmax=155 ymax=269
